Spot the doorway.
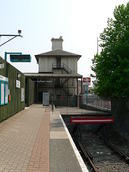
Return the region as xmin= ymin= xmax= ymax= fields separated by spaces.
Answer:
xmin=56 ymin=57 xmax=61 ymax=68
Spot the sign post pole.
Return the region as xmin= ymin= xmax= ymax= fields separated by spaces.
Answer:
xmin=83 ymin=77 xmax=91 ymax=104
xmin=85 ymin=84 xmax=89 ymax=95
xmin=4 ymin=52 xmax=22 ymax=77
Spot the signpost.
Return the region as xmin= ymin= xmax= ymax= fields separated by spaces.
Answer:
xmin=16 ymin=80 xmax=20 ymax=88
xmin=83 ymin=77 xmax=91 ymax=85
xmin=10 ymin=54 xmax=31 ymax=62
xmin=83 ymin=77 xmax=91 ymax=94
xmin=4 ymin=52 xmax=31 ymax=77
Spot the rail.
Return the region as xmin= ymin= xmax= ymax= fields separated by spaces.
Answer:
xmin=71 ymin=121 xmax=99 ymax=172
xmin=77 ymin=141 xmax=99 ymax=172
xmin=52 ymin=63 xmax=72 ymax=74
xmin=101 ymin=132 xmax=129 ymax=165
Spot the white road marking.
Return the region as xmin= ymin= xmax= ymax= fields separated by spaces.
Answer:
xmin=60 ymin=115 xmax=89 ymax=172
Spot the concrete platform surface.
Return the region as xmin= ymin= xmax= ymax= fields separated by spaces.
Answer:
xmin=50 ymin=109 xmax=83 ymax=172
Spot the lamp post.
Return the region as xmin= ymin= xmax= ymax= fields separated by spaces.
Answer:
xmin=0 ymin=30 xmax=22 ymax=47
xmin=0 ymin=30 xmax=23 ymax=77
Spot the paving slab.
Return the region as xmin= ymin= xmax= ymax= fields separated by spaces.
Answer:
xmin=0 ymin=105 xmax=92 ymax=172
xmin=0 ymin=104 xmax=49 ymax=172
xmin=56 ymin=106 xmax=104 ymax=115
xmin=50 ymin=110 xmax=83 ymax=172
xmin=50 ymin=139 xmax=82 ymax=172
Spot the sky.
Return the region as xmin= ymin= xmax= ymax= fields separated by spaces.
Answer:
xmin=0 ymin=0 xmax=129 ymax=77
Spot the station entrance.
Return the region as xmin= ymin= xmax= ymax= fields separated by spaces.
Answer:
xmin=25 ymin=73 xmax=83 ymax=107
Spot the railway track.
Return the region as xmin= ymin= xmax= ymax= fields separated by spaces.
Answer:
xmin=100 ymin=126 xmax=129 ymax=165
xmin=62 ymin=115 xmax=129 ymax=172
xmin=74 ymin=131 xmax=129 ymax=172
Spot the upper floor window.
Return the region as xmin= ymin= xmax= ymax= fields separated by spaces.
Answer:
xmin=56 ymin=57 xmax=61 ymax=68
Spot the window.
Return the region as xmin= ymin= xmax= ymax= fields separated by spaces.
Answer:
xmin=56 ymin=57 xmax=61 ymax=68
xmin=0 ymin=75 xmax=8 ymax=105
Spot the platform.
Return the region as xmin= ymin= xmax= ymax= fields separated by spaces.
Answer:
xmin=0 ymin=105 xmax=102 ymax=172
xmin=50 ymin=109 xmax=84 ymax=172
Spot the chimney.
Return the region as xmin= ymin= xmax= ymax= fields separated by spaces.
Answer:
xmin=51 ymin=36 xmax=63 ymax=50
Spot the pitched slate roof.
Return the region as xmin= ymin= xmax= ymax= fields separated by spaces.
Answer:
xmin=35 ymin=49 xmax=81 ymax=62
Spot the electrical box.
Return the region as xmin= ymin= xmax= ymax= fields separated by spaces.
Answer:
xmin=42 ymin=92 xmax=49 ymax=106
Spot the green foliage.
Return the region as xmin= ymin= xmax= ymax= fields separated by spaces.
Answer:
xmin=92 ymin=3 xmax=129 ymax=98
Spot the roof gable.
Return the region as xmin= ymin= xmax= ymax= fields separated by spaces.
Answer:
xmin=35 ymin=49 xmax=81 ymax=62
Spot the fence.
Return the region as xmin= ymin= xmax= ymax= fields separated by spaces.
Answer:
xmin=53 ymin=95 xmax=77 ymax=107
xmin=82 ymin=94 xmax=111 ymax=111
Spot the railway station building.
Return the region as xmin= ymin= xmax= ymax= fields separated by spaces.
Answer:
xmin=25 ymin=37 xmax=83 ymax=106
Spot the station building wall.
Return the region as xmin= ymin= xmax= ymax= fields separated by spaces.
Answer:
xmin=0 ymin=56 xmax=25 ymax=122
xmin=25 ymin=78 xmax=35 ymax=106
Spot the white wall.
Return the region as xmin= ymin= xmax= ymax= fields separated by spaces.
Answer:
xmin=61 ymin=57 xmax=78 ymax=74
xmin=39 ymin=57 xmax=56 ymax=72
xmin=38 ymin=56 xmax=79 ymax=73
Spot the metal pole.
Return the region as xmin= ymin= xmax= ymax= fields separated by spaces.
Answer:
xmin=85 ymin=84 xmax=89 ymax=95
xmin=52 ymin=77 xmax=54 ymax=111
xmin=0 ymin=32 xmax=22 ymax=47
xmin=77 ymin=78 xmax=79 ymax=107
xmin=77 ymin=78 xmax=78 ymax=95
xmin=97 ymin=37 xmax=99 ymax=54
xmin=5 ymin=52 xmax=7 ymax=61
xmin=0 ymin=36 xmax=18 ymax=47
xmin=81 ymin=77 xmax=83 ymax=94
xmin=4 ymin=52 xmax=22 ymax=60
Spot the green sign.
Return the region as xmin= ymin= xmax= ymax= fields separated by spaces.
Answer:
xmin=10 ymin=54 xmax=31 ymax=62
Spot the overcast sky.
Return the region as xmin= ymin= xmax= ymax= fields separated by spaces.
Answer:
xmin=0 ymin=0 xmax=128 ymax=76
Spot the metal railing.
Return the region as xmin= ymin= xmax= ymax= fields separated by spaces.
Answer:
xmin=82 ymin=94 xmax=111 ymax=111
xmin=63 ymin=63 xmax=72 ymax=74
xmin=52 ymin=63 xmax=72 ymax=74
xmin=52 ymin=95 xmax=77 ymax=107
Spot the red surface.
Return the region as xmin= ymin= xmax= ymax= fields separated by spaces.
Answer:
xmin=70 ymin=116 xmax=114 ymax=124
xmin=8 ymin=95 xmax=11 ymax=102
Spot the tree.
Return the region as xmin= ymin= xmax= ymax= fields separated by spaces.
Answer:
xmin=92 ymin=3 xmax=129 ymax=99
xmin=92 ymin=3 xmax=129 ymax=130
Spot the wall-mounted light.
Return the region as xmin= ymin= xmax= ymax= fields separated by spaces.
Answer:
xmin=17 ymin=73 xmax=21 ymax=78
